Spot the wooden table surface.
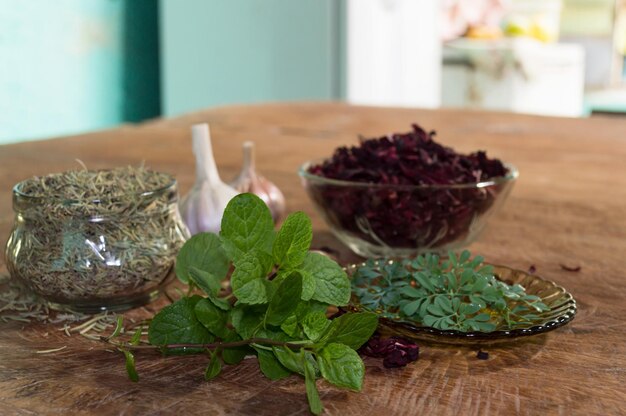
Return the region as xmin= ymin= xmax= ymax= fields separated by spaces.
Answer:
xmin=1 ymin=103 xmax=625 ymax=415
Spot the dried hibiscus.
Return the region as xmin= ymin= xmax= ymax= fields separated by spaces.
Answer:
xmin=307 ymin=124 xmax=511 ymax=250
xmin=359 ymin=334 xmax=419 ymax=368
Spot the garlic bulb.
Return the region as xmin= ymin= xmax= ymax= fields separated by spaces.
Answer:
xmin=180 ymin=123 xmax=239 ymax=235
xmin=229 ymin=141 xmax=286 ymax=223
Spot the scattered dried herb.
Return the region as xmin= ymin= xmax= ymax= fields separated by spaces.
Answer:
xmin=359 ymin=334 xmax=419 ymax=368
xmin=560 ymin=264 xmax=581 ymax=272
xmin=476 ymin=350 xmax=489 ymax=360
xmin=307 ymin=124 xmax=510 ymax=249
xmin=351 ymin=250 xmax=550 ymax=332
xmin=5 ymin=167 xmax=187 ymax=307
xmin=105 ymin=194 xmax=379 ymax=415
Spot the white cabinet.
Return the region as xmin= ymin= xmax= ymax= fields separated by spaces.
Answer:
xmin=442 ymin=39 xmax=585 ymax=117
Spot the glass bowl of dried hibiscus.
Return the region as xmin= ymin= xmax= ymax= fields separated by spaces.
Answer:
xmin=299 ymin=124 xmax=518 ymax=257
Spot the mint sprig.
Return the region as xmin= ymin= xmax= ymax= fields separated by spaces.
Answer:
xmin=352 ymin=250 xmax=549 ymax=332
xmin=113 ymin=193 xmax=377 ymax=415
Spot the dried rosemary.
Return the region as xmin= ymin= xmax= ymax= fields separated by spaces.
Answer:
xmin=5 ymin=167 xmax=188 ymax=309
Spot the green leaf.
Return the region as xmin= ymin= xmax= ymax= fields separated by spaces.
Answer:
xmin=235 ymin=279 xmax=268 ymax=305
xmin=203 ymin=292 xmax=231 ymax=311
xmin=205 ymin=350 xmax=222 ymax=380
xmin=280 ymin=314 xmax=299 ymax=337
xmin=272 ymin=211 xmax=312 ymax=269
xmin=302 ymin=311 xmax=331 ymax=341
xmin=273 ymin=346 xmax=305 ymax=375
xmin=231 ymin=251 xmax=267 ymax=291
xmin=422 ymin=315 xmax=438 ymax=327
xmin=188 ymin=267 xmax=222 ymax=296
xmin=220 ymin=193 xmax=275 ymax=262
xmin=319 ymin=312 xmax=378 ymax=350
xmin=414 ymin=271 xmax=436 ymax=292
xmin=122 ymin=350 xmax=139 ymax=382
xmin=148 ymin=296 xmax=214 ymax=353
xmin=265 ymin=272 xmax=302 ymax=326
xmin=255 ymin=348 xmax=292 ymax=380
xmin=300 ymin=252 xmax=350 ymax=306
xmin=317 ymin=343 xmax=364 ymax=391
xmin=175 ymin=233 xmax=229 ymax=284
xmin=473 ymin=313 xmax=491 ymax=322
xmin=401 ymin=299 xmax=422 ymax=316
xmin=194 ymin=298 xmax=229 ymax=338
xmin=230 ymin=305 xmax=265 ymax=339
xmin=400 ymin=286 xmax=423 ymax=298
xmin=434 ymin=295 xmax=454 ymax=314
xmin=304 ymin=351 xmax=323 ymax=415
xmin=222 ymin=332 xmax=250 ymax=365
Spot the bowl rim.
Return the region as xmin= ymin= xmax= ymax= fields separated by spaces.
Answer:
xmin=298 ymin=159 xmax=519 ymax=190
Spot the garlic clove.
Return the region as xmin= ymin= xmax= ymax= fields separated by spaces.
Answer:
xmin=230 ymin=141 xmax=286 ymax=223
xmin=180 ymin=123 xmax=239 ymax=235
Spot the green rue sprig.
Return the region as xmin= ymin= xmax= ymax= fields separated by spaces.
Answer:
xmin=351 ymin=250 xmax=549 ymax=332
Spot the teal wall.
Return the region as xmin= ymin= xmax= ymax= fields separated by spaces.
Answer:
xmin=0 ymin=0 xmax=159 ymax=145
xmin=160 ymin=0 xmax=342 ymax=116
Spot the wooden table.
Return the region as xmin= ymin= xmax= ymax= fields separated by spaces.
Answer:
xmin=1 ymin=103 xmax=625 ymax=415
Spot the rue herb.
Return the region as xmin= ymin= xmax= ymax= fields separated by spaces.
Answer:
xmin=351 ymin=251 xmax=548 ymax=332
xmin=109 ymin=193 xmax=378 ymax=415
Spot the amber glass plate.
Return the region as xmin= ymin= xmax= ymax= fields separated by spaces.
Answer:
xmin=346 ymin=263 xmax=577 ymax=345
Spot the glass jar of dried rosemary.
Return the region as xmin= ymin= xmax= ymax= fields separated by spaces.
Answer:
xmin=5 ymin=167 xmax=189 ymax=313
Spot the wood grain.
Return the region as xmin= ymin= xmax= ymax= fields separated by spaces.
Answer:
xmin=1 ymin=102 xmax=625 ymax=415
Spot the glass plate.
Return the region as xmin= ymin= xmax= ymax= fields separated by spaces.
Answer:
xmin=345 ymin=262 xmax=577 ymax=345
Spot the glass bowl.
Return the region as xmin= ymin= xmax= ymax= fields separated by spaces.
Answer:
xmin=345 ymin=262 xmax=577 ymax=345
xmin=299 ymin=160 xmax=518 ymax=257
xmin=5 ymin=170 xmax=189 ymax=313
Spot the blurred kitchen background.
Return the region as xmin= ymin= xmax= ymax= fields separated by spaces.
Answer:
xmin=2 ymin=0 xmax=626 ymax=144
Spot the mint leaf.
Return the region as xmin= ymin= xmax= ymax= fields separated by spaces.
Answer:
xmin=317 ymin=343 xmax=364 ymax=391
xmin=280 ymin=314 xmax=299 ymax=337
xmin=255 ymin=348 xmax=292 ymax=380
xmin=265 ymin=272 xmax=302 ymax=326
xmin=148 ymin=296 xmax=214 ymax=352
xmin=272 ymin=212 xmax=312 ymax=269
xmin=231 ymin=252 xmax=266 ymax=289
xmin=272 ymin=347 xmax=318 ymax=376
xmin=205 ymin=350 xmax=222 ymax=380
xmin=302 ymin=311 xmax=331 ymax=341
xmin=319 ymin=312 xmax=378 ymax=350
xmin=234 ymin=279 xmax=268 ymax=305
xmin=122 ymin=350 xmax=139 ymax=382
xmin=220 ymin=193 xmax=275 ymax=262
xmin=304 ymin=351 xmax=323 ymax=415
xmin=188 ymin=267 xmax=222 ymax=296
xmin=175 ymin=233 xmax=229 ymax=284
xmin=194 ymin=298 xmax=229 ymax=338
xmin=222 ymin=332 xmax=250 ymax=365
xmin=203 ymin=291 xmax=231 ymax=312
xmin=300 ymin=252 xmax=350 ymax=306
xmin=231 ymin=305 xmax=265 ymax=339
xmin=272 ymin=347 xmax=303 ymax=374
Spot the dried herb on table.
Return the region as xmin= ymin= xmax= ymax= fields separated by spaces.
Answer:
xmin=307 ymin=124 xmax=509 ymax=248
xmin=105 ymin=194 xmax=379 ymax=415
xmin=351 ymin=250 xmax=549 ymax=332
